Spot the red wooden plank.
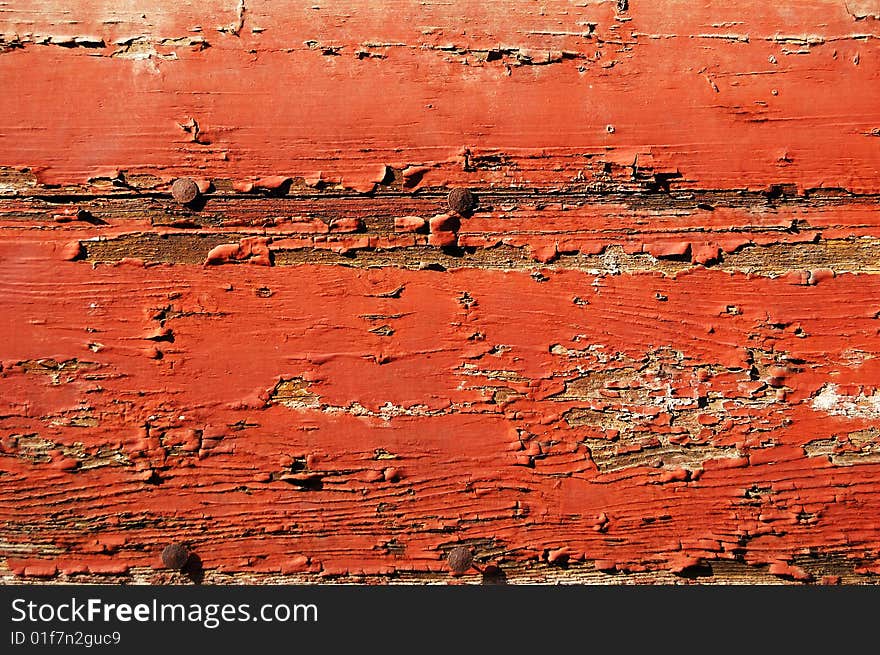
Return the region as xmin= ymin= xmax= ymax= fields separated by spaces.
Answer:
xmin=2 ymin=1 xmax=880 ymax=585
xmin=2 ymin=234 xmax=880 ymax=582
xmin=1 ymin=1 xmax=879 ymax=190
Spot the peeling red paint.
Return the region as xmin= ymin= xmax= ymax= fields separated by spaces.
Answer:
xmin=2 ymin=1 xmax=880 ymax=585
xmin=1 ymin=1 xmax=879 ymax=190
xmin=2 ymin=231 xmax=880 ymax=582
xmin=205 ymin=236 xmax=272 ymax=266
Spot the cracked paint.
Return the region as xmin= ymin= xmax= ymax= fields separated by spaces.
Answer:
xmin=1 ymin=0 xmax=880 ymax=585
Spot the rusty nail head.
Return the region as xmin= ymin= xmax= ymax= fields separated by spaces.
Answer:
xmin=161 ymin=543 xmax=191 ymax=569
xmin=171 ymin=178 xmax=200 ymax=205
xmin=446 ymin=545 xmax=474 ymax=573
xmin=447 ymin=188 xmax=476 ymax=215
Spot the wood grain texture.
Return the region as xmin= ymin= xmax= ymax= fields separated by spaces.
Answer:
xmin=2 ymin=0 xmax=880 ymax=190
xmin=2 ymin=1 xmax=880 ymax=585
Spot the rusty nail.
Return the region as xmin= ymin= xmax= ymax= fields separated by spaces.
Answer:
xmin=171 ymin=178 xmax=200 ymax=205
xmin=447 ymin=188 xmax=476 ymax=215
xmin=446 ymin=545 xmax=474 ymax=573
xmin=161 ymin=543 xmax=191 ymax=569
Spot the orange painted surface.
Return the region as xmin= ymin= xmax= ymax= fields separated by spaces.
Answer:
xmin=2 ymin=1 xmax=879 ymax=190
xmin=1 ymin=1 xmax=880 ymax=583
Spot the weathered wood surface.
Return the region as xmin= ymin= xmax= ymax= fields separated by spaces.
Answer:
xmin=1 ymin=0 xmax=880 ymax=584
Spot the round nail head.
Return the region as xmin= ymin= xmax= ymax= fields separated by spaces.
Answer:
xmin=447 ymin=188 xmax=476 ymax=215
xmin=161 ymin=543 xmax=190 ymax=569
xmin=446 ymin=546 xmax=474 ymax=573
xmin=171 ymin=178 xmax=200 ymax=205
